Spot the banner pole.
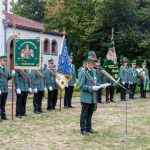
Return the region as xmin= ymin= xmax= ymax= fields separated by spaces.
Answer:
xmin=11 ymin=80 xmax=14 ymax=120
xmin=59 ymin=89 xmax=62 ymax=111
xmin=12 ymin=23 xmax=16 ymax=120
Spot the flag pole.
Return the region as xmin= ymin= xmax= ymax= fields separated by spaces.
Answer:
xmin=59 ymin=33 xmax=66 ymax=111
xmin=12 ymin=23 xmax=16 ymax=120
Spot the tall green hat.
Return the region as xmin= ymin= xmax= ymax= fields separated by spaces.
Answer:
xmin=48 ymin=58 xmax=54 ymax=63
xmin=132 ymin=60 xmax=136 ymax=64
xmin=142 ymin=60 xmax=146 ymax=65
xmin=108 ymin=40 xmax=115 ymax=52
xmin=69 ymin=52 xmax=73 ymax=57
xmin=97 ymin=57 xmax=101 ymax=62
xmin=0 ymin=56 xmax=7 ymax=59
xmin=85 ymin=51 xmax=97 ymax=62
xmin=122 ymin=57 xmax=128 ymax=63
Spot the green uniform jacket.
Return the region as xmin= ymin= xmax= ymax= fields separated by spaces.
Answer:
xmin=128 ymin=68 xmax=137 ymax=84
xmin=78 ymin=68 xmax=97 ymax=104
xmin=14 ymin=69 xmax=31 ymax=92
xmin=0 ymin=66 xmax=11 ymax=93
xmin=69 ymin=64 xmax=76 ymax=86
xmin=31 ymin=69 xmax=45 ymax=91
xmin=45 ymin=68 xmax=58 ymax=90
xmin=119 ymin=66 xmax=130 ymax=83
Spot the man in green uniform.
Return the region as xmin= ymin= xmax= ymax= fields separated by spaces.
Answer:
xmin=45 ymin=58 xmax=58 ymax=111
xmin=31 ymin=59 xmax=47 ymax=114
xmin=140 ymin=60 xmax=149 ymax=98
xmin=119 ymin=57 xmax=130 ymax=101
xmin=0 ymin=56 xmax=11 ymax=120
xmin=79 ymin=51 xmax=110 ymax=136
xmin=64 ymin=54 xmax=76 ymax=109
xmin=14 ymin=69 xmax=32 ymax=118
xmin=128 ymin=60 xmax=137 ymax=99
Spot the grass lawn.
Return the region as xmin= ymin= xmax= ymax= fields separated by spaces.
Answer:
xmin=0 ymin=92 xmax=150 ymax=150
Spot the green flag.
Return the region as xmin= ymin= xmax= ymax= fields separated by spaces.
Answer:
xmin=14 ymin=38 xmax=41 ymax=69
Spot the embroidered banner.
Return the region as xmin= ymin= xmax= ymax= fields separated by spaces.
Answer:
xmin=14 ymin=38 xmax=41 ymax=69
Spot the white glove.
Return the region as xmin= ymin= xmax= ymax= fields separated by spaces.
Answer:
xmin=49 ymin=86 xmax=53 ymax=91
xmin=66 ymin=84 xmax=68 ymax=88
xmin=129 ymin=81 xmax=133 ymax=85
xmin=93 ymin=86 xmax=101 ymax=91
xmin=44 ymin=87 xmax=47 ymax=92
xmin=11 ymin=70 xmax=15 ymax=76
xmin=28 ymin=88 xmax=32 ymax=93
xmin=99 ymin=83 xmax=111 ymax=89
xmin=0 ymin=90 xmax=1 ymax=95
xmin=74 ymin=84 xmax=77 ymax=87
xmin=16 ymin=88 xmax=21 ymax=94
xmin=122 ymin=81 xmax=125 ymax=85
xmin=33 ymin=88 xmax=38 ymax=93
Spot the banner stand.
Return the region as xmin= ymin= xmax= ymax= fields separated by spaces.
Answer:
xmin=121 ymin=97 xmax=135 ymax=140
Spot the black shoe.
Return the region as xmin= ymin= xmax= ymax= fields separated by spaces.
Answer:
xmin=110 ymin=100 xmax=115 ymax=103
xmin=1 ymin=116 xmax=9 ymax=120
xmin=69 ymin=106 xmax=75 ymax=108
xmin=21 ymin=114 xmax=28 ymax=117
xmin=81 ymin=130 xmax=89 ymax=136
xmin=64 ymin=106 xmax=68 ymax=109
xmin=121 ymin=99 xmax=125 ymax=101
xmin=47 ymin=109 xmax=52 ymax=111
xmin=39 ymin=110 xmax=44 ymax=113
xmin=87 ymin=129 xmax=97 ymax=134
xmin=51 ymin=107 xmax=55 ymax=110
xmin=16 ymin=115 xmax=22 ymax=119
xmin=34 ymin=111 xmax=41 ymax=114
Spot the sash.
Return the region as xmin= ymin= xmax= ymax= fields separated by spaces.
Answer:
xmin=35 ymin=70 xmax=44 ymax=81
xmin=19 ymin=69 xmax=29 ymax=80
xmin=49 ymin=68 xmax=56 ymax=76
xmin=84 ymin=69 xmax=97 ymax=112
xmin=121 ymin=66 xmax=129 ymax=74
xmin=84 ymin=70 xmax=95 ymax=85
xmin=0 ymin=69 xmax=8 ymax=80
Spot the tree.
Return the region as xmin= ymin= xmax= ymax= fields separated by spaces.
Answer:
xmin=13 ymin=0 xmax=46 ymax=22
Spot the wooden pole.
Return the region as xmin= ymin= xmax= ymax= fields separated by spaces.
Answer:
xmin=11 ymin=23 xmax=16 ymax=120
xmin=11 ymin=80 xmax=14 ymax=120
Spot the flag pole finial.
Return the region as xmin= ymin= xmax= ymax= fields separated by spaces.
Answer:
xmin=111 ymin=28 xmax=114 ymax=40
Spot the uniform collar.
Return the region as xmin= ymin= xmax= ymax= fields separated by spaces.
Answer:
xmin=0 ymin=65 xmax=4 ymax=68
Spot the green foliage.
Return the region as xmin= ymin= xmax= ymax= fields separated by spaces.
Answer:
xmin=13 ymin=0 xmax=46 ymax=22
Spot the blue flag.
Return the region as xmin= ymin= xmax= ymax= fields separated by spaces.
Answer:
xmin=57 ymin=39 xmax=72 ymax=76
